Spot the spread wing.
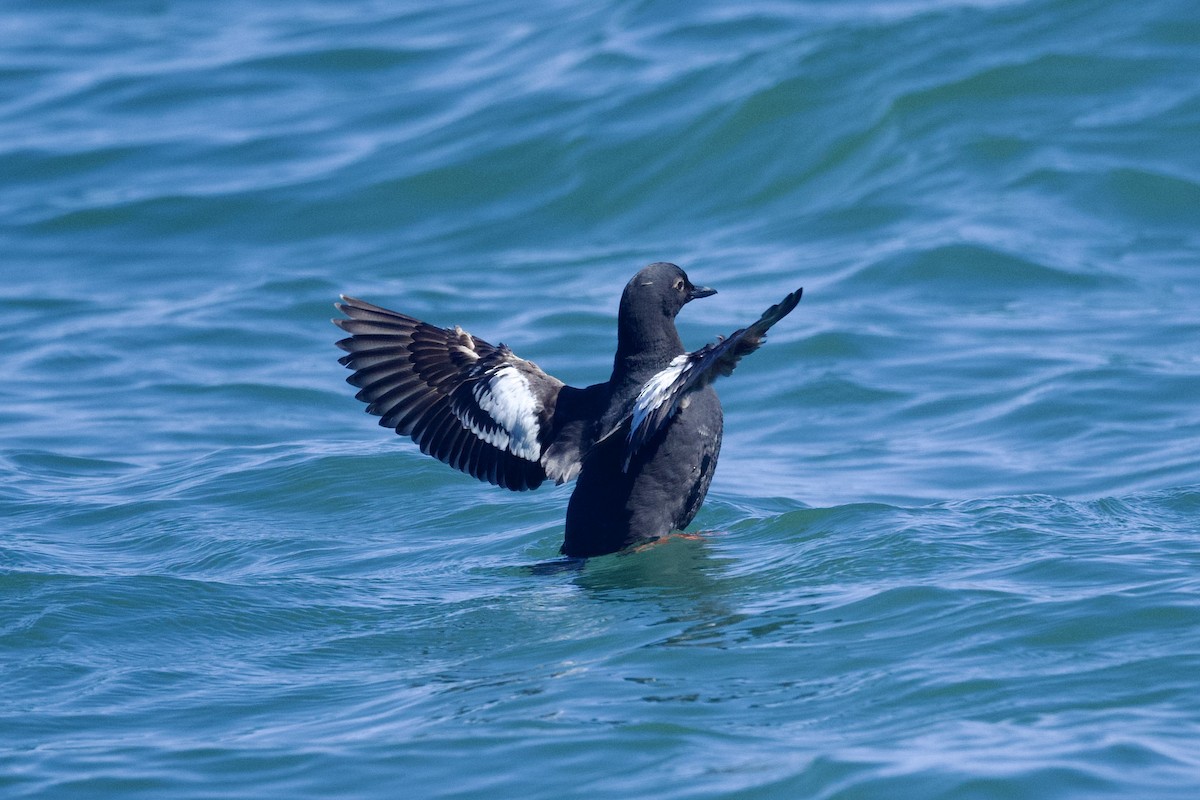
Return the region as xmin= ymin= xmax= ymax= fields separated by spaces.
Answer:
xmin=334 ymin=295 xmax=576 ymax=491
xmin=623 ymin=287 xmax=803 ymax=470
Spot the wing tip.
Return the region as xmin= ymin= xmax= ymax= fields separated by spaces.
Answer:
xmin=782 ymin=286 xmax=803 ymax=311
xmin=759 ymin=286 xmax=804 ymax=329
xmin=335 ymin=294 xmax=410 ymax=322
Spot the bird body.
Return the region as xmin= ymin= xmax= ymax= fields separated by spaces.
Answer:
xmin=563 ymin=383 xmax=722 ymax=556
xmin=334 ymin=262 xmax=801 ymax=558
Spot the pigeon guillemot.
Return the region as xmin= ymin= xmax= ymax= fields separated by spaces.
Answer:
xmin=334 ymin=262 xmax=802 ymax=557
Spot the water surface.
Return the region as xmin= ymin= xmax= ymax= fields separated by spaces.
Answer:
xmin=3 ymin=0 xmax=1200 ymax=797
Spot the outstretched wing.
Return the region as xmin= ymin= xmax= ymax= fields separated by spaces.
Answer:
xmin=334 ymin=295 xmax=568 ymax=491
xmin=624 ymin=287 xmax=803 ymax=470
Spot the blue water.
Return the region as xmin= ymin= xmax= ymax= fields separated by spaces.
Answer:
xmin=4 ymin=0 xmax=1200 ymax=797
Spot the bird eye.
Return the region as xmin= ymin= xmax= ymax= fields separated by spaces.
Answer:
xmin=673 ymin=279 xmax=685 ymax=291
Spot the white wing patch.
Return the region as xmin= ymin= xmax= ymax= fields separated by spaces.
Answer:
xmin=470 ymin=365 xmax=542 ymax=461
xmin=630 ymin=354 xmax=691 ymax=439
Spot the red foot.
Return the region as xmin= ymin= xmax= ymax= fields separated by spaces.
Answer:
xmin=630 ymin=531 xmax=710 ymax=552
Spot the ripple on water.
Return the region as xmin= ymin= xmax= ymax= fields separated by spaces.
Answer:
xmin=4 ymin=0 xmax=1200 ymax=797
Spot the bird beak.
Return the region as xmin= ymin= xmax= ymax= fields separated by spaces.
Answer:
xmin=687 ymin=284 xmax=717 ymax=302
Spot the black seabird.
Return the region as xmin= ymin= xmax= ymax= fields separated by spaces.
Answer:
xmin=334 ymin=262 xmax=802 ymax=558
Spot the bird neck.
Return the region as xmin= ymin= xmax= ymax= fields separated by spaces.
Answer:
xmin=612 ymin=311 xmax=685 ymax=388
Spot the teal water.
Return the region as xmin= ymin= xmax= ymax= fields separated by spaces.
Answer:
xmin=4 ymin=0 xmax=1200 ymax=797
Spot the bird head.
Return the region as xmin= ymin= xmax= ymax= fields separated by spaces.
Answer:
xmin=622 ymin=262 xmax=716 ymax=322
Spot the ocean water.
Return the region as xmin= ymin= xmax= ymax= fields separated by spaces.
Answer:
xmin=3 ymin=0 xmax=1200 ymax=797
